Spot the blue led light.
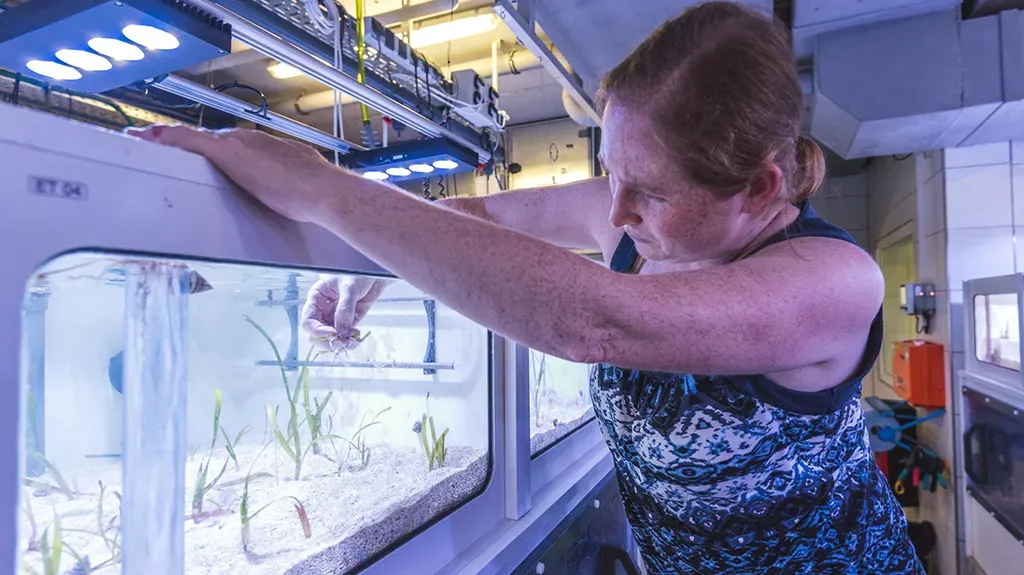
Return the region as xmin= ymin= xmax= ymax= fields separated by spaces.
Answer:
xmin=432 ymin=160 xmax=459 ymax=170
xmin=344 ymin=138 xmax=479 ymax=183
xmin=0 ymin=0 xmax=231 ymax=93
xmin=88 ymin=37 xmax=146 ymax=61
xmin=56 ymin=49 xmax=113 ymax=72
xmin=122 ymin=24 xmax=180 ymax=50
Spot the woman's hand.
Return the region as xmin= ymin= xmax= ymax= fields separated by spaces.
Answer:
xmin=128 ymin=125 xmax=339 ymax=224
xmin=301 ymin=276 xmax=391 ymax=352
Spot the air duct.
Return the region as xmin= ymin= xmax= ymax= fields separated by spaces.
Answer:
xmin=809 ymin=9 xmax=1024 ymax=158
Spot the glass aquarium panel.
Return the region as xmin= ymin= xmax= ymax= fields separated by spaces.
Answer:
xmin=974 ymin=294 xmax=1021 ymax=371
xmin=19 ymin=252 xmax=491 ymax=574
xmin=528 ymin=349 xmax=594 ymax=456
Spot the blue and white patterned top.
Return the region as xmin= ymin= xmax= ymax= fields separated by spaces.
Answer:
xmin=591 ymin=203 xmax=925 ymax=574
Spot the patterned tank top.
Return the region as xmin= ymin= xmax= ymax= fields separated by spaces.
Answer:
xmin=591 ymin=202 xmax=925 ymax=574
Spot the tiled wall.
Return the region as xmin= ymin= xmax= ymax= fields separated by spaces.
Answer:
xmin=811 ymin=172 xmax=868 ymax=247
xmin=939 ymin=141 xmax=1024 ymax=575
xmin=862 ymin=141 xmax=1024 ymax=575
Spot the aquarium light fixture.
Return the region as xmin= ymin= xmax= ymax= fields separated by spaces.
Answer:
xmin=343 ymin=137 xmax=480 ymax=183
xmin=0 ymin=0 xmax=231 ymax=93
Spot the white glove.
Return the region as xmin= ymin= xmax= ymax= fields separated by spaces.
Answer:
xmin=300 ymin=276 xmax=392 ymax=352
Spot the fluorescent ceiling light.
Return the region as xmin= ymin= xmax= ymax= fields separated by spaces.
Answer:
xmin=55 ymin=49 xmax=112 ymax=71
xmin=267 ymin=62 xmax=303 ymax=79
xmin=88 ymin=37 xmax=145 ymax=61
xmin=122 ymin=25 xmax=180 ymax=50
xmin=409 ymin=14 xmax=498 ymax=49
xmin=26 ymin=60 xmax=82 ymax=80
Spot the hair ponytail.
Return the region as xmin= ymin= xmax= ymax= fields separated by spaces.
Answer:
xmin=793 ymin=135 xmax=825 ymax=204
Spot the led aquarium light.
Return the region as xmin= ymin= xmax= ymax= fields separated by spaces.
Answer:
xmin=432 ymin=160 xmax=459 ymax=170
xmin=0 ymin=0 xmax=231 ymax=93
xmin=122 ymin=24 xmax=180 ymax=50
xmin=25 ymin=60 xmax=82 ymax=81
xmin=386 ymin=167 xmax=412 ymax=177
xmin=344 ymin=138 xmax=480 ymax=183
xmin=55 ymin=49 xmax=113 ymax=72
xmin=88 ymin=37 xmax=146 ymax=61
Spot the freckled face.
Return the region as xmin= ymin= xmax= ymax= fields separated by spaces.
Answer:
xmin=599 ymin=101 xmax=752 ymax=264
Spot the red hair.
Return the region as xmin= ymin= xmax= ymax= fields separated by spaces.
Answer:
xmin=597 ymin=1 xmax=824 ymax=203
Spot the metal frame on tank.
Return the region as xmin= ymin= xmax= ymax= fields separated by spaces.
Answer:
xmin=956 ymin=274 xmax=1024 ymax=574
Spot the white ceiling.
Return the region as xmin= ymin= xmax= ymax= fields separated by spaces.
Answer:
xmin=529 ymin=0 xmax=773 ymax=91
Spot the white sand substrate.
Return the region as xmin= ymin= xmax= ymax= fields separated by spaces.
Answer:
xmin=19 ymin=441 xmax=488 ymax=575
xmin=529 ymin=405 xmax=596 ymax=455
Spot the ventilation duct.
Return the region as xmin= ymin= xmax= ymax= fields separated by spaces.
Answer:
xmin=809 ymin=9 xmax=1024 ymax=158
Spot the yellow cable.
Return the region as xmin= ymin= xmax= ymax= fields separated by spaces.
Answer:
xmin=355 ymin=0 xmax=370 ymax=125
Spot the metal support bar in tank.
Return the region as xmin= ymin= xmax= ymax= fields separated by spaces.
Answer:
xmin=255 ymin=292 xmax=440 ymax=374
xmin=423 ymin=299 xmax=437 ymax=375
xmin=22 ymin=287 xmax=49 ymax=478
xmin=256 ymin=359 xmax=454 ymax=370
xmin=283 ymin=273 xmax=300 ymax=372
xmin=256 ymin=295 xmax=435 ymax=306
xmin=122 ymin=263 xmax=189 ymax=575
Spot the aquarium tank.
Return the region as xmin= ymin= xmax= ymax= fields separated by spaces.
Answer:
xmin=18 ymin=251 xmax=490 ymax=575
xmin=527 ymin=350 xmax=594 ymax=456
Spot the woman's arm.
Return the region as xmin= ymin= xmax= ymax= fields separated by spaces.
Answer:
xmin=315 ymin=175 xmax=882 ymax=379
xmin=436 ymin=178 xmax=619 ymax=255
xmin=137 ymin=127 xmax=882 ymax=387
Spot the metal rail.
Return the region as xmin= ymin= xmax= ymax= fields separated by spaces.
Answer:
xmin=493 ymin=0 xmax=601 ymax=126
xmin=187 ymin=0 xmax=492 ymax=162
xmin=257 ymin=359 xmax=455 ymax=370
xmin=257 ymin=295 xmax=432 ymax=307
xmin=154 ymin=75 xmax=362 ymax=153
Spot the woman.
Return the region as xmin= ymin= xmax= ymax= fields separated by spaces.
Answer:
xmin=134 ymin=2 xmax=922 ymax=572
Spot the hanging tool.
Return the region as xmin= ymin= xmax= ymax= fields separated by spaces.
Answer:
xmin=894 ymin=448 xmax=919 ymax=495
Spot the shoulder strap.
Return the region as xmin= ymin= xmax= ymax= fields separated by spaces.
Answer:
xmin=609 ymin=233 xmax=644 ymax=274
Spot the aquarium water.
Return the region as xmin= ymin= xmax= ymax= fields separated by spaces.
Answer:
xmin=18 ymin=252 xmax=490 ymax=575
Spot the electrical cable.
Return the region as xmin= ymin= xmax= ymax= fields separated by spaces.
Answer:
xmin=0 ymin=68 xmax=134 ymax=127
xmin=304 ymin=0 xmax=344 ymax=162
xmin=213 ymin=82 xmax=269 ymax=117
xmin=508 ymin=48 xmax=521 ymax=75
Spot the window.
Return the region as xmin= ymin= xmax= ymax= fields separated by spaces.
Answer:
xmin=973 ymin=293 xmax=1021 ymax=371
xmin=877 ymin=236 xmax=917 ymax=383
xmin=19 ymin=252 xmax=490 ymax=574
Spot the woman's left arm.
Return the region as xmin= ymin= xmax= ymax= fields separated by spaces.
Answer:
xmin=136 ymin=127 xmax=883 ymax=376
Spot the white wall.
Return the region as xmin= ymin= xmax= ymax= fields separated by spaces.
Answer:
xmin=860 ymin=141 xmax=1024 ymax=575
xmin=812 ymin=172 xmax=869 ymax=247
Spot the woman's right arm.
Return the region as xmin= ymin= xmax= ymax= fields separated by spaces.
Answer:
xmin=303 ymin=177 xmax=618 ymax=348
xmin=437 ymin=176 xmax=620 ymax=257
